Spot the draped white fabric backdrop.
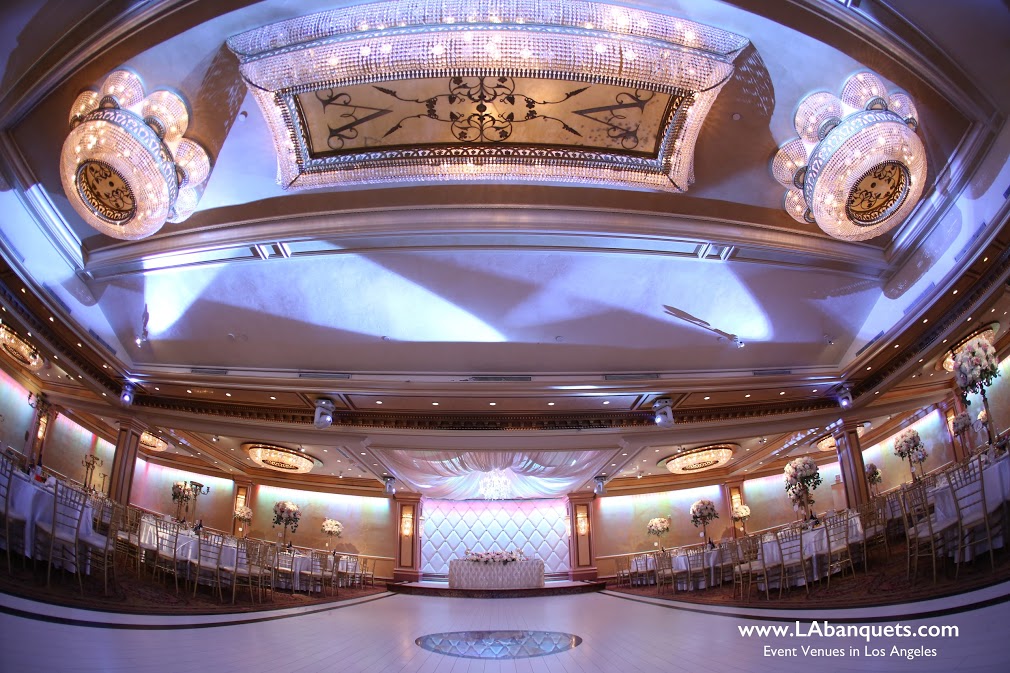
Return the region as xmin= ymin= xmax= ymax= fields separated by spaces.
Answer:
xmin=421 ymin=499 xmax=571 ymax=576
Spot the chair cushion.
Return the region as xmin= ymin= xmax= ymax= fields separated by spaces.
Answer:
xmin=79 ymin=531 xmax=109 ymax=549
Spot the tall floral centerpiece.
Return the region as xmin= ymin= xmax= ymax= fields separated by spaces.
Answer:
xmin=784 ymin=456 xmax=822 ymax=521
xmin=689 ymin=499 xmax=719 ymax=545
xmin=272 ymin=501 xmax=301 ymax=545
xmin=952 ymin=411 xmax=973 ymax=453
xmin=894 ymin=428 xmax=927 ymax=480
xmin=865 ymin=463 xmax=882 ymax=497
xmin=234 ymin=505 xmax=253 ymax=535
xmin=321 ymin=518 xmax=344 ymax=547
xmin=953 ymin=336 xmax=1001 ymax=445
xmin=647 ymin=516 xmax=671 ymax=550
xmin=731 ymin=504 xmax=751 ymax=535
xmin=171 ymin=481 xmax=192 ymax=521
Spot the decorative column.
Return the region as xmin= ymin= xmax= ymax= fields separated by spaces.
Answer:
xmin=108 ymin=419 xmax=144 ymax=505
xmin=393 ymin=491 xmax=422 ymax=582
xmin=833 ymin=420 xmax=870 ymax=509
xmin=565 ymin=492 xmax=597 ymax=581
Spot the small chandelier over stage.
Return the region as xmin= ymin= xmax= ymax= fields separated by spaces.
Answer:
xmin=659 ymin=443 xmax=736 ymax=474
xmin=0 ymin=325 xmax=44 ymax=371
xmin=139 ymin=431 xmax=169 ymax=452
xmin=244 ymin=443 xmax=321 ymax=474
xmin=60 ymin=69 xmax=212 ymax=240
xmin=478 ymin=469 xmax=512 ymax=500
xmin=773 ymin=71 xmax=926 ymax=241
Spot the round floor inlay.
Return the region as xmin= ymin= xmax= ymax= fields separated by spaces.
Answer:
xmin=415 ymin=630 xmax=582 ymax=659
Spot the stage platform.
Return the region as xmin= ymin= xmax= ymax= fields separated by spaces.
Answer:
xmin=385 ymin=579 xmax=607 ymax=599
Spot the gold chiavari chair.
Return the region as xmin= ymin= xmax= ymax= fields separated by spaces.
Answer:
xmin=255 ymin=540 xmax=276 ymax=602
xmin=79 ymin=501 xmax=122 ymax=595
xmin=34 ymin=481 xmax=87 ymax=594
xmin=854 ymin=498 xmax=889 ymax=572
xmin=0 ymin=455 xmax=28 ymax=572
xmin=775 ymin=525 xmax=810 ymax=597
xmin=629 ymin=552 xmax=654 ymax=587
xmin=900 ymin=482 xmax=955 ymax=584
xmin=189 ymin=531 xmax=225 ymax=597
xmin=732 ymin=534 xmax=776 ymax=601
xmin=152 ymin=518 xmax=187 ymax=592
xmin=299 ymin=549 xmax=331 ymax=596
xmin=655 ymin=550 xmax=674 ymax=594
xmin=822 ymin=513 xmax=855 ymax=589
xmin=685 ymin=544 xmax=708 ymax=591
xmin=613 ymin=555 xmax=632 ymax=588
xmin=327 ymin=553 xmax=343 ymax=595
xmin=947 ymin=455 xmax=1002 ymax=577
xmin=274 ymin=544 xmax=297 ymax=592
xmin=219 ymin=537 xmax=260 ymax=604
xmin=114 ymin=505 xmax=144 ymax=574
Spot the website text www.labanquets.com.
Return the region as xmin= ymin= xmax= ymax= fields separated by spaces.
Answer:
xmin=737 ymin=621 xmax=958 ymax=661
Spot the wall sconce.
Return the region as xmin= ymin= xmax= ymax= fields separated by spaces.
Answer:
xmin=400 ymin=511 xmax=414 ymax=537
xmin=576 ymin=512 xmax=589 ymax=537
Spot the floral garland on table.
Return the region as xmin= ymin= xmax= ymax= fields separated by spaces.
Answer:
xmin=784 ymin=456 xmax=822 ymax=512
xmin=646 ymin=517 xmax=670 ymax=537
xmin=953 ymin=337 xmax=1000 ymax=403
xmin=952 ymin=412 xmax=972 ymax=436
xmin=731 ymin=504 xmax=751 ymax=523
xmin=689 ymin=499 xmax=719 ymax=528
xmin=322 ymin=518 xmax=344 ymax=537
xmin=893 ymin=429 xmax=924 ymax=462
xmin=464 ymin=549 xmax=526 ymax=565
xmin=272 ymin=501 xmax=301 ymax=532
xmin=171 ymin=481 xmax=192 ymax=503
xmin=233 ymin=505 xmax=253 ymax=523
xmin=865 ymin=463 xmax=882 ymax=486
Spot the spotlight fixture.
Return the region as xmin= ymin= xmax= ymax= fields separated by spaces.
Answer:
xmin=383 ymin=475 xmax=396 ymax=495
xmin=837 ymin=387 xmax=853 ymax=408
xmin=652 ymin=398 xmax=674 ymax=427
xmin=732 ymin=336 xmax=746 ymax=349
xmin=313 ymin=397 xmax=335 ymax=429
xmin=593 ymin=475 xmax=607 ymax=496
xmin=120 ymin=384 xmax=134 ymax=406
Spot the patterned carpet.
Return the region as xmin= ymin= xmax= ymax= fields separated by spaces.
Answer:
xmin=607 ymin=538 xmax=1010 ymax=610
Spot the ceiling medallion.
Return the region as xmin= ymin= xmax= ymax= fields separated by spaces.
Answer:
xmin=244 ymin=443 xmax=321 ymax=474
xmin=60 ymin=70 xmax=211 ymax=240
xmin=228 ymin=0 xmax=747 ymax=193
xmin=773 ymin=71 xmax=926 ymax=241
xmin=139 ymin=431 xmax=169 ymax=452
xmin=940 ymin=322 xmax=1000 ymax=372
xmin=658 ymin=443 xmax=736 ymax=474
xmin=0 ymin=325 xmax=44 ymax=371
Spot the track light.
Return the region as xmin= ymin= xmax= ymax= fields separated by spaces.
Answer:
xmin=652 ymin=397 xmax=674 ymax=427
xmin=837 ymin=387 xmax=853 ymax=408
xmin=383 ymin=475 xmax=396 ymax=495
xmin=313 ymin=398 xmax=335 ymax=429
xmin=732 ymin=336 xmax=745 ymax=348
xmin=593 ymin=475 xmax=606 ymax=495
xmin=120 ymin=384 xmax=134 ymax=406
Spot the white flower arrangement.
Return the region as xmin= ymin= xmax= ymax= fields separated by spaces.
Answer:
xmin=784 ymin=456 xmax=821 ymax=510
xmin=233 ymin=505 xmax=253 ymax=523
xmin=171 ymin=481 xmax=192 ymax=503
xmin=953 ymin=337 xmax=1000 ymax=405
xmin=646 ymin=517 xmax=671 ymax=537
xmin=978 ymin=408 xmax=988 ymax=424
xmin=865 ymin=463 xmax=882 ymax=485
xmin=322 ymin=518 xmax=344 ymax=537
xmin=952 ymin=412 xmax=972 ymax=435
xmin=689 ymin=499 xmax=719 ymax=527
xmin=465 ymin=549 xmax=526 ymax=565
xmin=272 ymin=500 xmax=301 ymax=532
xmin=731 ymin=504 xmax=751 ymax=522
xmin=893 ymin=428 xmax=924 ymax=462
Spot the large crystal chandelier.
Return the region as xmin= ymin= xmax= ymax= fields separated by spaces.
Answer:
xmin=0 ymin=324 xmax=44 ymax=371
xmin=60 ymin=70 xmax=211 ymax=240
xmin=772 ymin=71 xmax=926 ymax=241
xmin=139 ymin=431 xmax=169 ymax=452
xmin=660 ymin=443 xmax=735 ymax=474
xmin=478 ymin=469 xmax=512 ymax=500
xmin=244 ymin=443 xmax=320 ymax=474
xmin=228 ymin=0 xmax=747 ymax=193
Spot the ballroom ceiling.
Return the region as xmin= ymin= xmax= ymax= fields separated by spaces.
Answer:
xmin=0 ymin=0 xmax=1009 ymax=498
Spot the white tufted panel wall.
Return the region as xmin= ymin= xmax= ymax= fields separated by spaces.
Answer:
xmin=421 ymin=499 xmax=571 ymax=576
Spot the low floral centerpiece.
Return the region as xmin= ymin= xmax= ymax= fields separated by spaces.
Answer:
xmin=784 ymin=456 xmax=822 ymax=521
xmin=646 ymin=516 xmax=670 ymax=549
xmin=321 ymin=518 xmax=344 ymax=547
xmin=953 ymin=336 xmax=1001 ymax=444
xmin=464 ymin=549 xmax=526 ymax=565
xmin=894 ymin=428 xmax=927 ymax=479
xmin=865 ymin=463 xmax=882 ymax=496
xmin=272 ymin=500 xmax=301 ymax=544
xmin=689 ymin=499 xmax=719 ymax=545
xmin=731 ymin=504 xmax=751 ymax=534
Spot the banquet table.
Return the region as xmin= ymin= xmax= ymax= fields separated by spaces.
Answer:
xmin=759 ymin=514 xmax=864 ymax=585
xmin=9 ymin=472 xmax=95 ymax=566
xmin=448 ymin=558 xmax=545 ymax=589
xmin=929 ymin=455 xmax=1010 ymax=558
xmin=667 ymin=548 xmax=726 ymax=589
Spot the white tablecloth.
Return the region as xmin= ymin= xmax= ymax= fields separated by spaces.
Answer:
xmin=929 ymin=456 xmax=1009 ymax=559
xmin=760 ymin=515 xmax=864 ymax=584
xmin=9 ymin=473 xmax=94 ymax=564
xmin=448 ymin=558 xmax=545 ymax=589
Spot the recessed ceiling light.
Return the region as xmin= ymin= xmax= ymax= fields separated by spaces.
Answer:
xmin=187 ymin=389 xmax=192 ymax=393
xmin=983 ymin=257 xmax=989 ymax=262
xmin=918 ymin=359 xmax=923 ymax=363
xmin=102 ymin=364 xmax=108 ymax=369
xmin=703 ymin=396 xmax=710 ymax=400
xmin=893 ymin=344 xmax=899 ymax=348
xmin=432 ymin=402 xmax=439 ymax=406
xmin=922 ymin=318 xmax=928 ymax=324
xmin=779 ymin=391 xmax=785 ymax=395
xmin=622 ymin=452 xmax=628 ymax=456
xmin=225 ymin=392 xmax=232 ymax=397
xmin=952 ymin=289 xmax=958 ymax=295
xmin=77 ymin=342 xmax=82 ymax=347
xmin=360 ymin=452 xmax=366 ymax=455
xmin=744 ymin=394 xmax=751 ymax=398
xmin=866 ymin=366 xmax=871 ymax=371
xmin=155 ymin=387 xmax=160 ymax=391
xmin=967 ymin=317 xmax=972 ymax=322
xmin=942 ymin=339 xmax=947 ymax=343
xmin=603 ymin=401 xmax=610 ymax=405
xmin=812 ymin=389 xmax=818 ymax=393
xmin=270 ymin=395 xmax=277 ymax=400
xmin=875 ymin=391 xmax=880 ymax=395
xmin=323 ymin=449 xmax=327 ymax=452
xmin=49 ymin=317 xmax=54 ymax=322
xmin=548 ymin=402 xmax=555 ymax=406
xmin=102 ymin=392 xmax=106 ymax=396
xmin=489 ymin=402 xmax=496 ymax=406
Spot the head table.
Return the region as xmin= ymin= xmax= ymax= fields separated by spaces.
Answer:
xmin=448 ymin=558 xmax=545 ymax=589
